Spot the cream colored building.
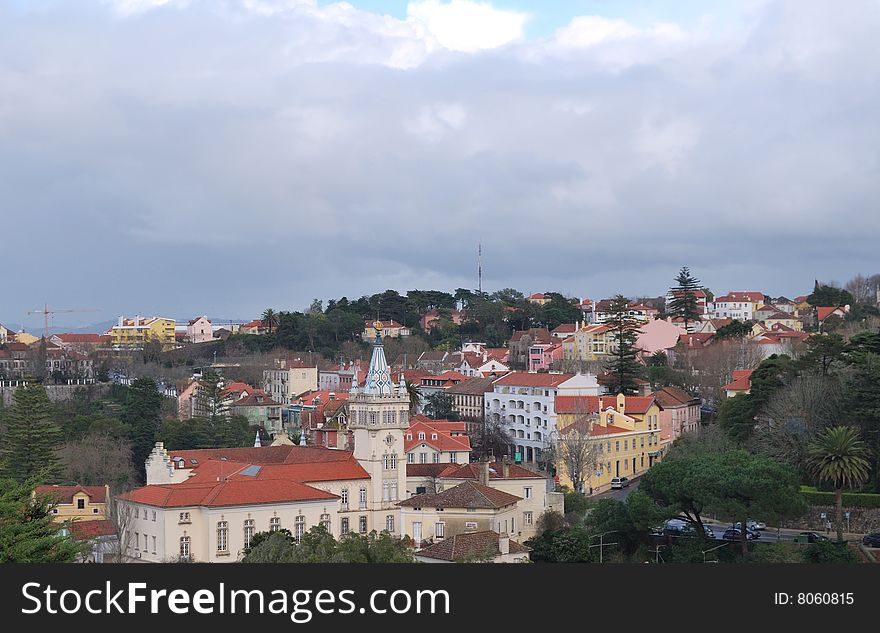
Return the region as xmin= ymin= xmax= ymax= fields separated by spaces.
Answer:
xmin=35 ymin=484 xmax=109 ymax=522
xmin=263 ymin=365 xmax=319 ymax=404
xmin=406 ymin=459 xmax=561 ymax=542
xmin=118 ymin=327 xmax=411 ymax=562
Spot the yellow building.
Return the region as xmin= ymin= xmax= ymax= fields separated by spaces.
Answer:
xmin=34 ymin=484 xmax=110 ymax=522
xmin=109 ymin=315 xmax=176 ymax=350
xmin=555 ymin=393 xmax=666 ymax=493
xmin=561 ymin=324 xmax=616 ymax=362
xmin=361 ymin=319 xmax=411 ymax=340
xmin=15 ymin=331 xmax=40 ymax=345
xmin=763 ymin=312 xmax=803 ymax=331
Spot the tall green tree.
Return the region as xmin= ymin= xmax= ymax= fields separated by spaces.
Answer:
xmin=424 ymin=391 xmax=459 ymax=421
xmin=807 ymin=283 xmax=854 ymax=308
xmin=122 ymin=377 xmax=164 ymax=482
xmin=404 ymin=380 xmax=421 ymax=414
xmin=261 ymin=308 xmax=279 ymax=334
xmin=807 ymin=426 xmax=871 ymax=542
xmin=0 ymin=478 xmax=81 ymax=563
xmin=603 ymin=295 xmax=644 ymax=395
xmin=668 ymin=267 xmax=703 ymax=330
xmin=1 ymin=384 xmax=62 ymax=482
xmin=846 ymin=353 xmax=880 ymax=491
xmin=798 ymin=333 xmax=845 ymax=377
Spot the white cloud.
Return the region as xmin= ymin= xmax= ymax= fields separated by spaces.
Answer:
xmin=405 ymin=103 xmax=468 ymax=143
xmin=406 ymin=0 xmax=528 ymax=53
xmin=105 ymin=0 xmax=176 ymax=16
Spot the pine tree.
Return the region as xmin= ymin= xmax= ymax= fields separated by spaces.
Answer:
xmin=669 ymin=266 xmax=703 ymax=330
xmin=0 ymin=477 xmax=82 ymax=563
xmin=1 ymin=384 xmax=62 ymax=483
xmin=603 ymin=295 xmax=644 ymax=395
xmin=122 ymin=377 xmax=163 ymax=482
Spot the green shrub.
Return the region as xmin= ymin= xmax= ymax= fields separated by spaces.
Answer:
xmin=799 ymin=486 xmax=880 ymax=508
xmin=750 ymin=541 xmax=804 ymax=563
xmin=804 ymin=541 xmax=858 ymax=564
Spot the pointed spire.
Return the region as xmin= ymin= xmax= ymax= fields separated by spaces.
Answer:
xmin=362 ymin=321 xmax=393 ymax=395
xmin=253 ymin=429 xmax=262 ymax=448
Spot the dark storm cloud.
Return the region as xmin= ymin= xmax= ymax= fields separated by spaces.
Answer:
xmin=1 ymin=0 xmax=879 ymax=328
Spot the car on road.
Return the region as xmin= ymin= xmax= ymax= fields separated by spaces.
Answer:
xmin=734 ymin=520 xmax=766 ymax=531
xmin=722 ymin=528 xmax=760 ymax=541
xmin=663 ymin=519 xmax=714 ymax=538
xmin=797 ymin=531 xmax=830 ymax=544
xmin=863 ymin=533 xmax=880 ymax=548
xmin=610 ymin=477 xmax=630 ymax=489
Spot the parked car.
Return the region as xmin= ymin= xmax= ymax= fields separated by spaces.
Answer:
xmin=732 ymin=523 xmax=762 ymax=538
xmin=862 ymin=533 xmax=880 ymax=548
xmin=734 ymin=520 xmax=765 ymax=531
xmin=798 ymin=531 xmax=830 ymax=544
xmin=610 ymin=477 xmax=630 ymax=489
xmin=663 ymin=519 xmax=714 ymax=538
xmin=722 ymin=528 xmax=759 ymax=541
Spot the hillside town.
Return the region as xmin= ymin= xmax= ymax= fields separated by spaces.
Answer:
xmin=3 ymin=268 xmax=880 ymax=564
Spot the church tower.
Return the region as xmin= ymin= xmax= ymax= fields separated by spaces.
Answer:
xmin=348 ymin=322 xmax=411 ymax=534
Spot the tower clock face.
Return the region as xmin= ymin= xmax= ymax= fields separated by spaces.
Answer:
xmin=384 ymin=433 xmax=395 ymax=446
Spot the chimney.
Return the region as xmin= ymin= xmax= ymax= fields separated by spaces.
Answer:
xmin=502 ymin=456 xmax=510 ymax=478
xmin=118 ymin=315 xmax=124 ymax=327
xmin=498 ymin=533 xmax=510 ymax=555
xmin=479 ymin=458 xmax=490 ymax=486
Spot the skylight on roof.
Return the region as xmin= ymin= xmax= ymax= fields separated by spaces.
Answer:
xmin=190 ymin=459 xmax=198 ymax=465
xmin=241 ymin=465 xmax=261 ymax=477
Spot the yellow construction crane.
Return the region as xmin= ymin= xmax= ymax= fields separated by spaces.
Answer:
xmin=27 ymin=304 xmax=101 ymax=339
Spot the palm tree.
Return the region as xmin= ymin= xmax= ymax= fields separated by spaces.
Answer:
xmin=806 ymin=426 xmax=871 ymax=541
xmin=404 ymin=379 xmax=421 ymax=414
xmin=261 ymin=308 xmax=278 ymax=335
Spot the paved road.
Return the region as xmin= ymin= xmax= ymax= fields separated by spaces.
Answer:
xmin=592 ymin=480 xmax=640 ymax=501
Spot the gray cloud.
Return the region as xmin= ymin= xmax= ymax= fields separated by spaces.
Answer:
xmin=1 ymin=0 xmax=879 ymax=329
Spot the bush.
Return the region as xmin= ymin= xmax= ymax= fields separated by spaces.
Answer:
xmin=800 ymin=486 xmax=880 ymax=509
xmin=750 ymin=541 xmax=804 ymax=563
xmin=804 ymin=541 xmax=858 ymax=564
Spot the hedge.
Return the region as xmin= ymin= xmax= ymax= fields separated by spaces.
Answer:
xmin=800 ymin=486 xmax=880 ymax=509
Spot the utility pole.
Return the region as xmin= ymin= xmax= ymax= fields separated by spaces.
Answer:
xmin=590 ymin=530 xmax=618 ymax=564
xmin=478 ymin=242 xmax=482 ymax=295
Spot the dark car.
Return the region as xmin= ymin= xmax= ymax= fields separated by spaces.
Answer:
xmin=723 ymin=528 xmax=759 ymax=541
xmin=863 ymin=533 xmax=880 ymax=548
xmin=798 ymin=531 xmax=830 ymax=544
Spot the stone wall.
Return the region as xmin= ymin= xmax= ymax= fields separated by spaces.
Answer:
xmin=0 ymin=382 xmax=111 ymax=407
xmin=783 ymin=505 xmax=880 ymax=534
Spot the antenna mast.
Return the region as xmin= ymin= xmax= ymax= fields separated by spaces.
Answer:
xmin=478 ymin=242 xmax=482 ymax=295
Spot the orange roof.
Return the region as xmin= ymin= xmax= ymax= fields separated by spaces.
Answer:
xmin=817 ymin=306 xmax=844 ymax=321
xmin=405 ymin=419 xmax=472 ymax=453
xmin=722 ymin=370 xmax=753 ymax=392
xmin=69 ymin=519 xmax=116 ymax=540
xmin=555 ymin=395 xmax=655 ymax=415
xmin=35 ymin=485 xmax=106 ymax=504
xmin=119 ymin=479 xmax=337 ymax=508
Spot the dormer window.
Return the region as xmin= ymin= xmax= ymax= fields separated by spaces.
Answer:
xmin=418 ymin=432 xmax=425 ymax=440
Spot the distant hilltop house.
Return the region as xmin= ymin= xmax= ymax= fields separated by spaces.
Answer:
xmin=49 ymin=333 xmax=111 ymax=354
xmin=0 ymin=323 xmax=10 ymax=344
xmin=107 ymin=315 xmax=176 ymax=350
xmin=186 ymin=316 xmax=213 ymax=344
xmin=708 ymin=291 xmax=765 ymax=321
xmin=240 ymin=319 xmax=270 ymax=335
xmin=527 ymin=293 xmax=549 ymax=305
xmin=421 ymin=309 xmax=465 ymax=331
xmin=362 ymin=319 xmax=411 ymax=341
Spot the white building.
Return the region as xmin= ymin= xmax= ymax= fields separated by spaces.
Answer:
xmin=186 ymin=316 xmax=213 ymax=344
xmin=485 ymin=372 xmax=599 ymax=465
xmin=709 ymin=292 xmax=765 ymax=321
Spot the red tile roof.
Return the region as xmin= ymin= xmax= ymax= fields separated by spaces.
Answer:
xmin=722 ymin=370 xmax=753 ymax=392
xmin=416 ymin=531 xmax=529 ymax=561
xmin=714 ymin=292 xmax=764 ymax=303
xmin=555 ymin=395 xmax=655 ymax=415
xmin=653 ymin=387 xmax=699 ymax=408
xmin=817 ymin=306 xmax=845 ymax=322
xmin=69 ymin=519 xmax=116 ymax=540
xmin=398 ymin=480 xmax=521 ymax=509
xmin=35 ymin=485 xmax=107 ymax=504
xmin=119 ymin=479 xmax=337 ymax=508
xmin=405 ymin=418 xmax=472 ymax=453
xmin=54 ymin=333 xmax=107 ymax=343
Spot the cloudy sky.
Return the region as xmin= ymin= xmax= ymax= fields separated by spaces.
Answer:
xmin=2 ymin=0 xmax=879 ymax=329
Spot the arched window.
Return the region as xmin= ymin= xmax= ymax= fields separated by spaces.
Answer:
xmin=294 ymin=516 xmax=305 ymax=541
xmin=179 ymin=536 xmax=190 ymax=561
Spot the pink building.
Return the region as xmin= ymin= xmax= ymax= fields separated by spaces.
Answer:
xmin=187 ymin=316 xmax=213 ymax=344
xmin=636 ymin=318 xmax=686 ymax=359
xmin=654 ymin=387 xmax=701 ymax=441
xmin=528 ymin=342 xmax=562 ymax=372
